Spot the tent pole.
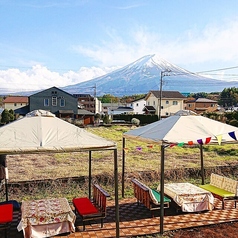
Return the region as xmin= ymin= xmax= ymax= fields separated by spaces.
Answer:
xmin=114 ymin=148 xmax=120 ymax=238
xmin=5 ymin=178 xmax=8 ymax=201
xmin=160 ymin=145 xmax=165 ymax=234
xmin=89 ymin=151 xmax=92 ymax=199
xmin=122 ymin=137 xmax=125 ymax=197
xmin=200 ymin=144 xmax=205 ymax=185
xmin=0 ymin=155 xmax=8 ymax=201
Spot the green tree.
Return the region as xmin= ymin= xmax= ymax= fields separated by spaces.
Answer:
xmin=188 ymin=92 xmax=208 ymax=99
xmin=9 ymin=109 xmax=15 ymax=121
xmin=219 ymin=87 xmax=238 ymax=109
xmin=1 ymin=109 xmax=11 ymax=124
xmin=99 ymin=94 xmax=119 ymax=103
xmin=120 ymin=94 xmax=146 ymax=103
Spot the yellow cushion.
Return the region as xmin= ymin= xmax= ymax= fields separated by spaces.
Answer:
xmin=200 ymin=184 xmax=235 ymax=197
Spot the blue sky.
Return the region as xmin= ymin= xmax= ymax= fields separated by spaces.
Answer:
xmin=1 ymin=0 xmax=238 ymax=93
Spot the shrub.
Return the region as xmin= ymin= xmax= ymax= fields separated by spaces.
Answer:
xmin=131 ymin=118 xmax=140 ymax=126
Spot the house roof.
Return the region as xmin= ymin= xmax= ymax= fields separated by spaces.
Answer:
xmin=130 ymin=97 xmax=146 ymax=103
xmin=77 ymin=109 xmax=94 ymax=115
xmin=196 ymin=98 xmax=217 ymax=103
xmin=58 ymin=110 xmax=74 ymax=114
xmin=73 ymin=94 xmax=93 ymax=98
xmin=112 ymin=107 xmax=133 ymax=111
xmin=14 ymin=105 xmax=30 ymax=115
xmin=143 ymin=106 xmax=156 ymax=112
xmin=29 ymin=86 xmax=75 ymax=98
xmin=185 ymin=97 xmax=196 ymax=103
xmin=3 ymin=96 xmax=28 ymax=103
xmin=146 ymin=90 xmax=186 ymax=100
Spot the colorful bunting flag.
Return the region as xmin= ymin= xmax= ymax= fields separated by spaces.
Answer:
xmin=216 ymin=135 xmax=222 ymax=145
xmin=124 ymin=130 xmax=238 ymax=151
xmin=197 ymin=139 xmax=203 ymax=145
xmin=228 ymin=131 xmax=237 ymax=141
xmin=169 ymin=144 xmax=176 ymax=147
xmin=205 ymin=137 xmax=211 ymax=144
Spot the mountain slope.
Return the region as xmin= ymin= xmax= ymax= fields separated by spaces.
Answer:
xmin=63 ymin=54 xmax=238 ymax=96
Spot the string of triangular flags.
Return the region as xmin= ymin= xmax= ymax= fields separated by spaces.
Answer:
xmin=123 ymin=130 xmax=238 ymax=152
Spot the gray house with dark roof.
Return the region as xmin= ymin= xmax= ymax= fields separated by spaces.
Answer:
xmin=29 ymin=86 xmax=78 ymax=118
xmin=144 ymin=90 xmax=186 ymax=117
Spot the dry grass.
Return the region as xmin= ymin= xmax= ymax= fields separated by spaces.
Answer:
xmin=3 ymin=125 xmax=238 ymax=202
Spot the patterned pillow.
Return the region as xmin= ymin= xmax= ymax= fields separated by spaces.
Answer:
xmin=210 ymin=173 xmax=224 ymax=188
xmin=222 ymin=177 xmax=238 ymax=195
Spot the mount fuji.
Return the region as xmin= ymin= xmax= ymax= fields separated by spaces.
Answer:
xmin=63 ymin=54 xmax=238 ymax=96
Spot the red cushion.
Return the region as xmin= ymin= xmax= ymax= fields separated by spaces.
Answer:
xmin=0 ymin=203 xmax=13 ymax=223
xmin=73 ymin=197 xmax=98 ymax=215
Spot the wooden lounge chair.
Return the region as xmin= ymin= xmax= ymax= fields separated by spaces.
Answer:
xmin=131 ymin=178 xmax=171 ymax=217
xmin=72 ymin=184 xmax=110 ymax=231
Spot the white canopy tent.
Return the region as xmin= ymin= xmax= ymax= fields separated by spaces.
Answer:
xmin=122 ymin=110 xmax=238 ymax=234
xmin=0 ymin=110 xmax=116 ymax=153
xmin=123 ymin=110 xmax=238 ymax=145
xmin=0 ymin=110 xmax=120 ymax=237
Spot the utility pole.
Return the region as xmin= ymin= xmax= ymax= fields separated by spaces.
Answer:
xmin=158 ymin=70 xmax=171 ymax=120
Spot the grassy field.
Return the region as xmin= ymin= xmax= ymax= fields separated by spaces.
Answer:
xmin=4 ymin=125 xmax=238 ymax=202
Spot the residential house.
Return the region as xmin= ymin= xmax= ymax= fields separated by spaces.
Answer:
xmin=144 ymin=90 xmax=186 ymax=117
xmin=185 ymin=98 xmax=218 ymax=114
xmin=109 ymin=106 xmax=134 ymax=115
xmin=29 ymin=87 xmax=78 ymax=118
xmin=77 ymin=108 xmax=95 ymax=125
xmin=73 ymin=94 xmax=101 ymax=114
xmin=126 ymin=97 xmax=146 ymax=114
xmin=2 ymin=96 xmax=28 ymax=110
xmin=101 ymin=102 xmax=126 ymax=115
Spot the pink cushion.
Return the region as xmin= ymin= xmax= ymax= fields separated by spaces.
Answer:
xmin=73 ymin=197 xmax=98 ymax=215
xmin=0 ymin=203 xmax=13 ymax=223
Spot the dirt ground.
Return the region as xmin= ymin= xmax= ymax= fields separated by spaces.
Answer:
xmin=166 ymin=221 xmax=238 ymax=238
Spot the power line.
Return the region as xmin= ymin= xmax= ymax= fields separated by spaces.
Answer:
xmin=196 ymin=65 xmax=238 ymax=74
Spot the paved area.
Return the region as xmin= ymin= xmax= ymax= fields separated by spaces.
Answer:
xmin=2 ymin=197 xmax=238 ymax=238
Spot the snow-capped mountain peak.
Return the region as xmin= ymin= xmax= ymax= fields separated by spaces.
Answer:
xmin=62 ymin=55 xmax=238 ymax=96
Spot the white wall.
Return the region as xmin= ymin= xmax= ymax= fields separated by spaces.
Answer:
xmin=127 ymin=99 xmax=146 ymax=114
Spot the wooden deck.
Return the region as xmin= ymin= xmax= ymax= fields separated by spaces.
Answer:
xmin=4 ymin=197 xmax=238 ymax=238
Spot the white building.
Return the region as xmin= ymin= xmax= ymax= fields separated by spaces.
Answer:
xmin=126 ymin=98 xmax=146 ymax=114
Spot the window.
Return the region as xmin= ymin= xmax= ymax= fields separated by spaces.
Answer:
xmin=147 ymin=102 xmax=150 ymax=106
xmin=52 ymin=96 xmax=57 ymax=106
xmin=173 ymin=101 xmax=178 ymax=105
xmin=166 ymin=101 xmax=169 ymax=104
xmin=153 ymin=101 xmax=155 ymax=106
xmin=51 ymin=91 xmax=57 ymax=95
xmin=44 ymin=98 xmax=49 ymax=106
xmin=14 ymin=103 xmax=17 ymax=106
xmin=136 ymin=103 xmax=139 ymax=107
xmin=60 ymin=98 xmax=65 ymax=107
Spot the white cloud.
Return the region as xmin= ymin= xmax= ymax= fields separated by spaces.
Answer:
xmin=166 ymin=19 xmax=238 ymax=65
xmin=74 ymin=18 xmax=238 ymax=72
xmin=0 ymin=65 xmax=115 ymax=94
xmin=2 ymin=18 xmax=238 ymax=93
